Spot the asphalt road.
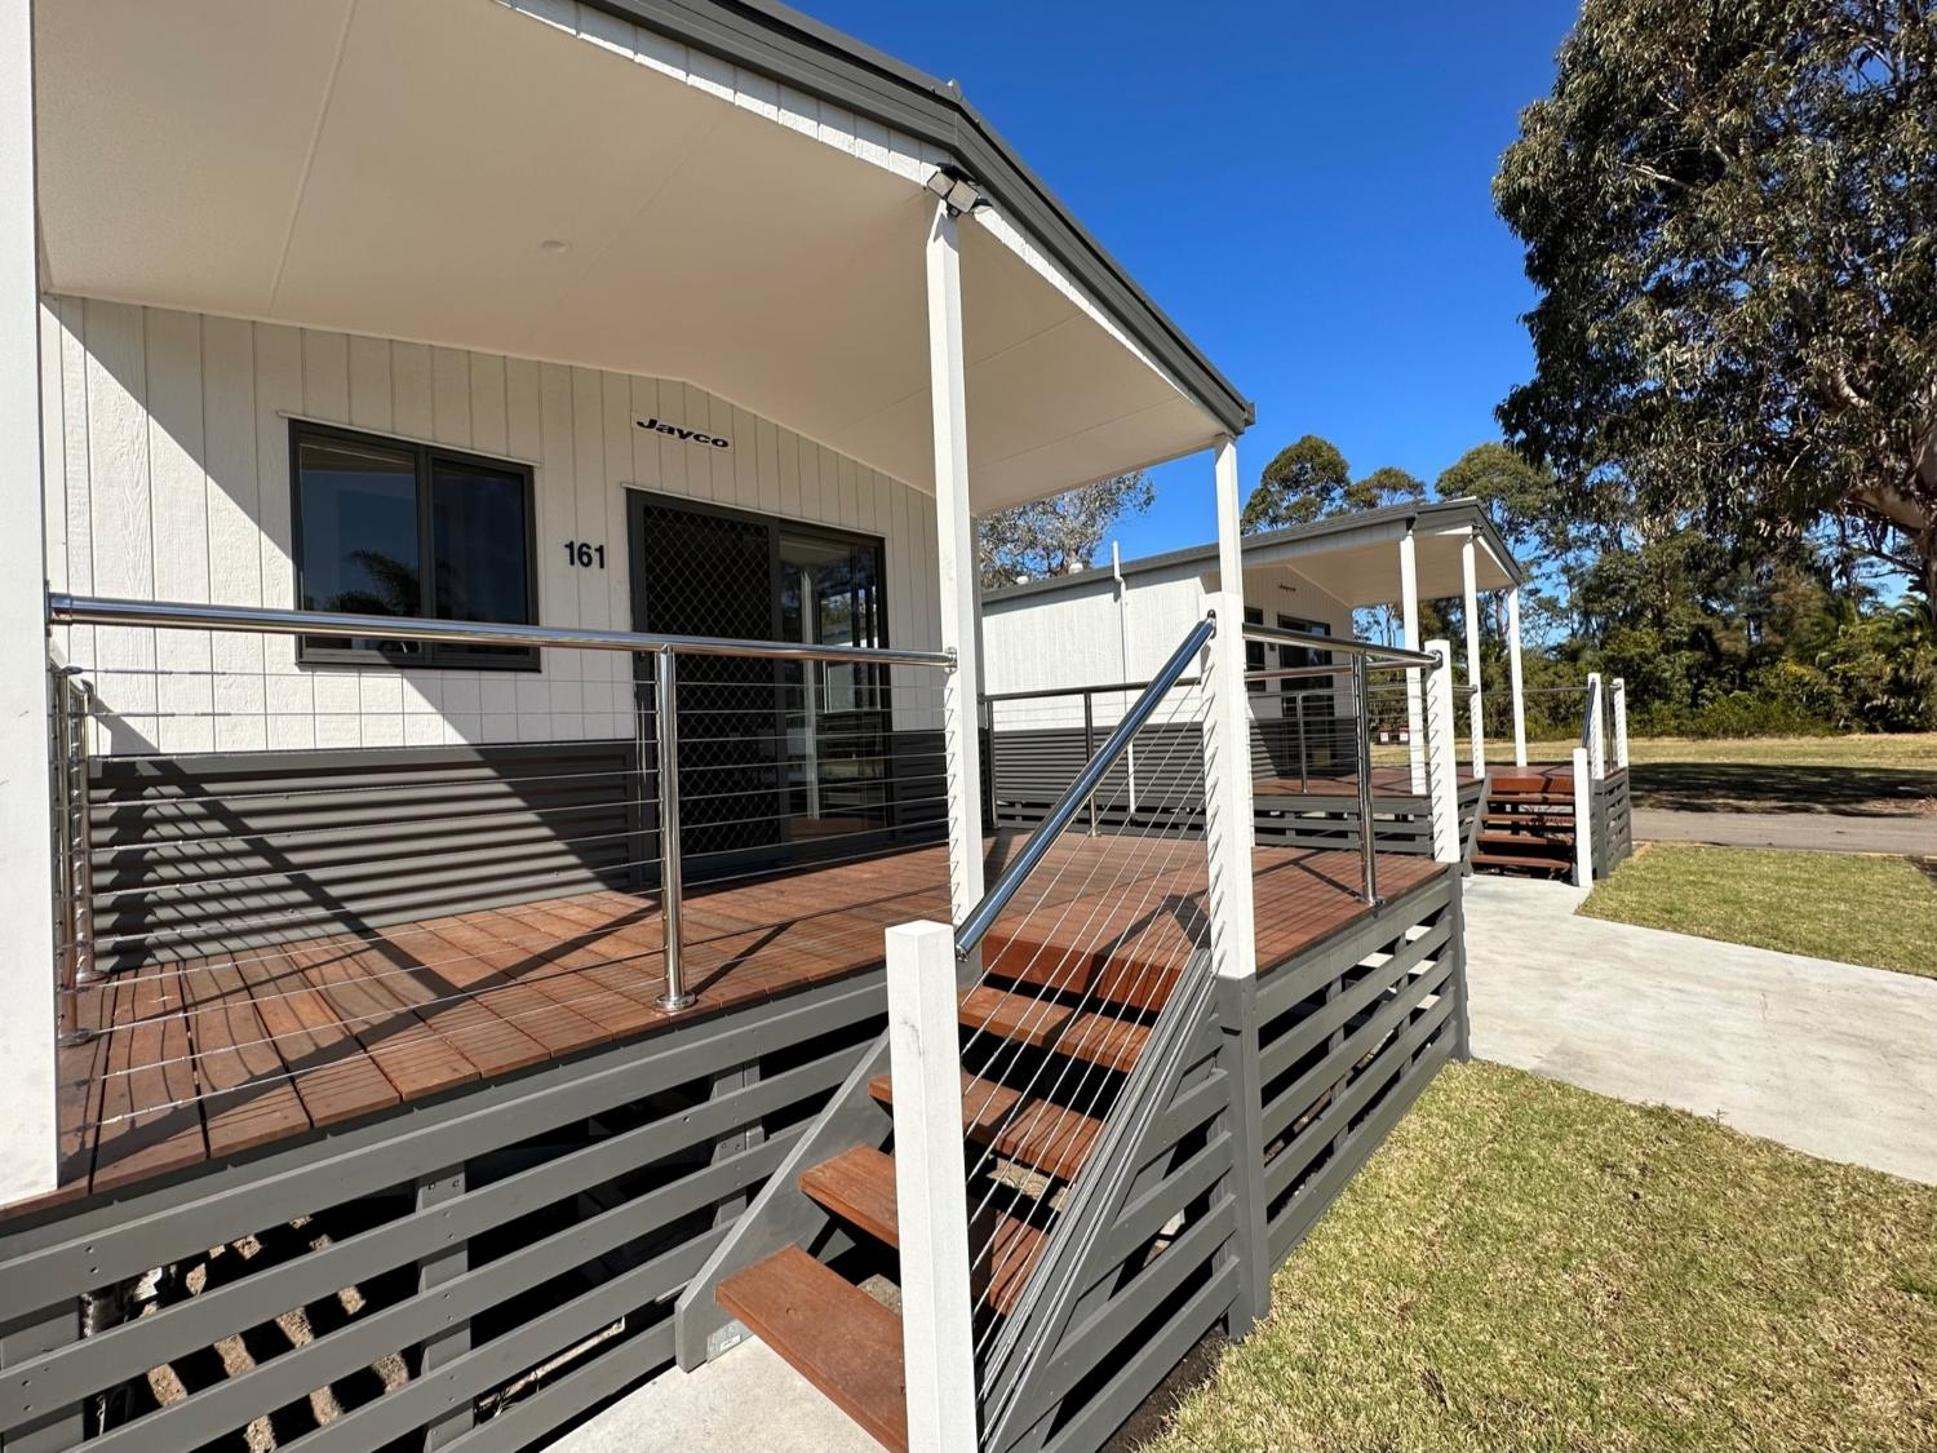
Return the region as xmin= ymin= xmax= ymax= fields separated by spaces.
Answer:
xmin=1633 ymin=807 xmax=1933 ymax=855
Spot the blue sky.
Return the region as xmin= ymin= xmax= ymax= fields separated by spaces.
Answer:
xmin=807 ymin=0 xmax=1581 ymax=561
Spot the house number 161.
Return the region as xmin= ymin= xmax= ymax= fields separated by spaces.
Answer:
xmin=564 ymin=541 xmax=606 ymax=569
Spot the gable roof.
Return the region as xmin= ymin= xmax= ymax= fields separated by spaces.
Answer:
xmin=582 ymin=0 xmax=1253 ymax=439
xmin=981 ymin=497 xmax=1525 ymax=604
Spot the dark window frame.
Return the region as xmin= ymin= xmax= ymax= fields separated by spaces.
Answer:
xmin=289 ymin=419 xmax=540 ymax=671
xmin=1275 ymin=611 xmax=1332 ymax=695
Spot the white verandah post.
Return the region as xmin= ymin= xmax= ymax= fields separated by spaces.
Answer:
xmin=1206 ymin=436 xmax=1259 ymax=985
xmin=1506 ymin=584 xmax=1528 ymax=768
xmin=1611 ymin=678 xmax=1629 ymax=770
xmin=1572 ymin=746 xmax=1595 ymax=886
xmin=885 ymin=921 xmax=977 ymax=1453
xmin=1399 ymin=527 xmax=1425 ymax=793
xmin=0 ymin=0 xmax=59 ymax=1207
xmin=1585 ymin=671 xmax=1607 ymax=782
xmin=925 ymin=197 xmax=985 ymax=923
xmin=1424 ymin=641 xmax=1461 ymax=864
xmin=879 ymin=193 xmax=983 ymax=1453
xmin=1206 ymin=435 xmax=1270 ymax=1334
xmin=1460 ymin=534 xmax=1485 ymax=778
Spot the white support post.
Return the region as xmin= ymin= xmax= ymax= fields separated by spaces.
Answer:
xmin=0 ymin=0 xmax=58 ymax=1207
xmin=1205 ymin=438 xmax=1258 ymax=983
xmin=1460 ymin=534 xmax=1485 ymax=778
xmin=1571 ymin=747 xmax=1594 ymax=886
xmin=885 ymin=921 xmax=977 ymax=1453
xmin=1399 ymin=528 xmax=1425 ymax=793
xmin=1424 ymin=641 xmax=1461 ymax=863
xmin=1585 ymin=671 xmax=1607 ymax=781
xmin=1611 ymin=678 xmax=1629 ymax=770
xmin=1506 ymin=584 xmax=1527 ymax=768
xmin=925 ymin=199 xmax=985 ymax=923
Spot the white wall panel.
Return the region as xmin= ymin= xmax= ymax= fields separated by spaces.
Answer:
xmin=45 ymin=296 xmax=941 ymax=753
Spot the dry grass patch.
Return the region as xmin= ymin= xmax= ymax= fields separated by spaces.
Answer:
xmin=1579 ymin=843 xmax=1937 ymax=979
xmin=1149 ymin=1062 xmax=1937 ymax=1452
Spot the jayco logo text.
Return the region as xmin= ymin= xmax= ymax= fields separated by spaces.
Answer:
xmin=637 ymin=417 xmax=730 ymax=449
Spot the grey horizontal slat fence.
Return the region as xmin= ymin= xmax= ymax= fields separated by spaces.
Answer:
xmin=0 ymin=972 xmax=887 ymax=1453
xmin=990 ymin=724 xmax=1481 ymax=857
xmin=1255 ymin=873 xmax=1464 ymax=1261
xmin=988 ymin=872 xmax=1468 ymax=1453
xmin=1591 ymin=768 xmax=1634 ymax=878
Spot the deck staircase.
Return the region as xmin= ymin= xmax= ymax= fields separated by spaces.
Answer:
xmin=1471 ymin=770 xmax=1577 ymax=880
xmin=710 ymin=929 xmax=1165 ymax=1451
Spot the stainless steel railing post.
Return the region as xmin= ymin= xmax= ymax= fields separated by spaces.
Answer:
xmin=653 ymin=647 xmax=694 ymax=1012
xmin=1295 ymin=689 xmax=1309 ymax=791
xmin=1353 ymin=655 xmax=1378 ymax=905
xmin=1082 ymin=690 xmax=1097 ymax=836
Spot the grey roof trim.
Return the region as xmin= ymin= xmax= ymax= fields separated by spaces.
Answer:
xmin=981 ymin=498 xmax=1526 ymax=605
xmin=577 ymin=0 xmax=1254 ymax=438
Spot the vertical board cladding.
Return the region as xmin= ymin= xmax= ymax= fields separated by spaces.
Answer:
xmin=39 ymin=296 xmax=944 ymax=755
xmin=981 ymin=563 xmax=1358 ymax=735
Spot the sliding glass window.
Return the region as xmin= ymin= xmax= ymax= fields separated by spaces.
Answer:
xmin=291 ymin=421 xmax=537 ymax=668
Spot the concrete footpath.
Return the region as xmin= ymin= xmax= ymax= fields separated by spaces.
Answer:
xmin=1633 ymin=806 xmax=1933 ymax=854
xmin=1463 ymin=873 xmax=1937 ymax=1184
xmin=548 ymin=1337 xmax=883 ymax=1452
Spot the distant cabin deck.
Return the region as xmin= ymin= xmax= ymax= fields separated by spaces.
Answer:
xmin=1252 ymin=765 xmax=1485 ymax=797
xmin=40 ymin=834 xmax=1443 ymax=1214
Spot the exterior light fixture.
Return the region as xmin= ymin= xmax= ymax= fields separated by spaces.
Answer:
xmin=923 ymin=166 xmax=984 ymax=217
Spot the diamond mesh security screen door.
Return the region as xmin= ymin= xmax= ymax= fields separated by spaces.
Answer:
xmin=627 ymin=493 xmax=892 ymax=883
xmin=630 ymin=497 xmax=783 ymax=877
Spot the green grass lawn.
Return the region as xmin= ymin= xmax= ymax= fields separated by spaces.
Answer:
xmin=1519 ymin=732 xmax=1937 ymax=815
xmin=1579 ymin=843 xmax=1937 ymax=979
xmin=1520 ymin=731 xmax=1937 ymax=771
xmin=1148 ymin=1062 xmax=1937 ymax=1453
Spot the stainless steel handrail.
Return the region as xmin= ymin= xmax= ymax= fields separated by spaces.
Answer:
xmin=47 ymin=591 xmax=953 ymax=1011
xmin=46 ymin=593 xmax=955 ymax=669
xmin=955 ymin=613 xmax=1217 ymax=959
xmin=980 ymin=675 xmax=1202 ymax=704
xmin=1240 ymin=620 xmax=1436 ymax=669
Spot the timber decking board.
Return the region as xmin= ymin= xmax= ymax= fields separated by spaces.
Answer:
xmin=959 ymin=986 xmax=1150 ymax=1072
xmin=869 ymin=1070 xmax=1106 ymax=1183
xmin=799 ymin=1145 xmax=901 ymax=1248
xmin=796 ymin=1145 xmax=1048 ymax=1317
xmin=25 ymin=836 xmax=1449 ymax=1214
xmin=716 ymin=1246 xmax=909 ymax=1453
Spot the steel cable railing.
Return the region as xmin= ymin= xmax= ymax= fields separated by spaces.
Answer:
xmin=944 ymin=618 xmax=1218 ymax=1396
xmin=45 ymin=592 xmax=958 ymax=1142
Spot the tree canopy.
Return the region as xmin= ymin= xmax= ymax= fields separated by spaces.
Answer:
xmin=1495 ymin=0 xmax=1937 ymax=613
xmin=1242 ymin=436 xmax=1425 ymax=532
xmin=977 ymin=472 xmax=1155 ymax=591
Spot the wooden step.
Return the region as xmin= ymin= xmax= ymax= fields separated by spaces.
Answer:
xmin=979 ymin=929 xmax=1177 ymax=1013
xmin=1472 ymin=849 xmax=1575 ymax=874
xmin=1482 ymin=811 xmax=1573 ymax=828
xmin=960 ymin=986 xmax=1149 ymax=1072
xmin=799 ymin=1145 xmax=898 ymax=1246
xmin=797 ymin=1145 xmax=1049 ymax=1316
xmin=1477 ymin=830 xmax=1572 ymax=851
xmin=869 ymin=1070 xmax=1103 ymax=1182
xmin=1487 ymin=791 xmax=1573 ymax=808
xmin=716 ymin=1246 xmax=907 ymax=1452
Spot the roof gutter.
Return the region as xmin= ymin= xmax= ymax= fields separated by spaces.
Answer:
xmin=577 ymin=0 xmax=1255 ymax=439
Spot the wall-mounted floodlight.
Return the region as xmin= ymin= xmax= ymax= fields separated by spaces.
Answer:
xmin=924 ymin=165 xmax=984 ymax=217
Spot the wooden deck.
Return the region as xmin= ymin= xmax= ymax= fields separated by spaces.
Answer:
xmin=1253 ymin=765 xmax=1483 ymax=797
xmin=44 ymin=833 xmax=1443 ymax=1211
